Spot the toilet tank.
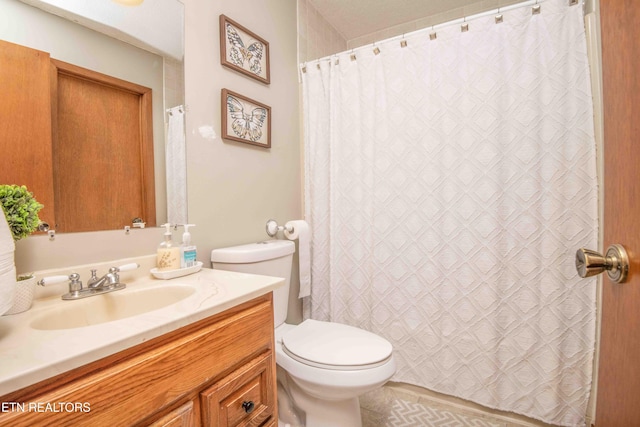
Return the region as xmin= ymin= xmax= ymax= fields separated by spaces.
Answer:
xmin=211 ymin=240 xmax=294 ymax=327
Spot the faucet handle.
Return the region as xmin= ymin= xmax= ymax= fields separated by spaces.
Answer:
xmin=110 ymin=263 xmax=139 ymax=276
xmin=116 ymin=263 xmax=140 ymax=272
xmin=37 ymin=275 xmax=71 ymax=287
xmin=104 ymin=263 xmax=139 ymax=286
xmin=37 ymin=273 xmax=83 ymax=294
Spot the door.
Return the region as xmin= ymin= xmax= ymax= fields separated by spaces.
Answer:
xmin=51 ymin=59 xmax=156 ymax=232
xmin=594 ymin=0 xmax=640 ymax=425
xmin=0 ymin=40 xmax=156 ymax=234
xmin=0 ymin=40 xmax=56 ymax=229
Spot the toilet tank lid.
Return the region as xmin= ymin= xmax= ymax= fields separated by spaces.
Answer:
xmin=211 ymin=240 xmax=295 ymax=263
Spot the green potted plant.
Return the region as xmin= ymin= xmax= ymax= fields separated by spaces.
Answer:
xmin=0 ymin=184 xmax=43 ymax=315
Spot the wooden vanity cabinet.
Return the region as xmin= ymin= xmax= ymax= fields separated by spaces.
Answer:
xmin=0 ymin=294 xmax=278 ymax=427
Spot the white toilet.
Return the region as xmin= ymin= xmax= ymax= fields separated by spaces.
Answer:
xmin=211 ymin=240 xmax=396 ymax=427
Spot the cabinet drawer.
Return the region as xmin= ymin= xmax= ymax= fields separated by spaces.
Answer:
xmin=201 ymin=352 xmax=275 ymax=427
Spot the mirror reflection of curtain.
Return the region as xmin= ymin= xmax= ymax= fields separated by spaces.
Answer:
xmin=166 ymin=106 xmax=187 ymax=225
xmin=301 ymin=0 xmax=598 ymax=425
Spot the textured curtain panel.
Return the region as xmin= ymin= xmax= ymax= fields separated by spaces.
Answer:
xmin=301 ymin=0 xmax=598 ymax=425
xmin=166 ymin=106 xmax=188 ymax=225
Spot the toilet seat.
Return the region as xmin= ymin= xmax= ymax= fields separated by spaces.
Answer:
xmin=281 ymin=319 xmax=393 ymax=371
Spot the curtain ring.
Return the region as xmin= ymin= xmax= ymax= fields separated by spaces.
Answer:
xmin=533 ymin=0 xmax=541 ymax=14
xmin=430 ymin=25 xmax=437 ymax=40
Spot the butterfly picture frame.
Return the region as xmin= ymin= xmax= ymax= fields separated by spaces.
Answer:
xmin=220 ymin=15 xmax=270 ymax=84
xmin=221 ymin=89 xmax=271 ymax=148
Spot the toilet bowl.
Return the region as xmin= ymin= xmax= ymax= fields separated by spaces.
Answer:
xmin=275 ymin=320 xmax=396 ymax=427
xmin=211 ymin=240 xmax=396 ymax=427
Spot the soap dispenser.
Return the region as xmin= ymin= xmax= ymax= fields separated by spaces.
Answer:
xmin=157 ymin=223 xmax=180 ymax=271
xmin=181 ymin=224 xmax=197 ymax=268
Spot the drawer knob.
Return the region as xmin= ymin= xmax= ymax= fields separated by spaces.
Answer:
xmin=242 ymin=400 xmax=255 ymax=414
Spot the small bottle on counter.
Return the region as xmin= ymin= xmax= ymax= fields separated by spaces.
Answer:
xmin=157 ymin=223 xmax=180 ymax=270
xmin=180 ymin=224 xmax=197 ymax=268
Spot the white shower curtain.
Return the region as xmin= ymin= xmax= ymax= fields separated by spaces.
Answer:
xmin=166 ymin=106 xmax=188 ymax=225
xmin=301 ymin=0 xmax=598 ymax=426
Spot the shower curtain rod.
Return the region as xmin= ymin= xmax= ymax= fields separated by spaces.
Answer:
xmin=302 ymin=0 xmax=580 ymax=69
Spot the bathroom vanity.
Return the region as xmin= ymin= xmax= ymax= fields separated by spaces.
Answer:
xmin=0 ymin=259 xmax=283 ymax=426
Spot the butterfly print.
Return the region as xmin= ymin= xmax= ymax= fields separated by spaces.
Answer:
xmin=226 ymin=23 xmax=264 ymax=75
xmin=227 ymin=95 xmax=267 ymax=142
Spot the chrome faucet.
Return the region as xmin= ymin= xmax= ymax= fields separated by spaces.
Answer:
xmin=38 ymin=263 xmax=139 ymax=300
xmin=87 ymin=267 xmax=121 ymax=289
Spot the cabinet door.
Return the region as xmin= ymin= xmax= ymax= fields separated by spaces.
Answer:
xmin=0 ymin=40 xmax=56 ymax=229
xmin=149 ymin=401 xmax=197 ymax=427
xmin=201 ymin=352 xmax=275 ymax=427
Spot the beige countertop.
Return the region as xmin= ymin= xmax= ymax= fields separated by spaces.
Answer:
xmin=0 ymin=256 xmax=283 ymax=396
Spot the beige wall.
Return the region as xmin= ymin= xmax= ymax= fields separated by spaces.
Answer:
xmin=298 ymin=0 xmax=347 ymax=63
xmin=346 ymin=0 xmax=599 ymax=52
xmin=346 ymin=0 xmax=524 ymax=50
xmin=184 ymin=0 xmax=301 ymax=248
xmin=184 ymin=0 xmax=302 ymax=320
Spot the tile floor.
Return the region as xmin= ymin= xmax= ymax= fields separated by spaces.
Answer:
xmin=360 ymin=383 xmax=555 ymax=427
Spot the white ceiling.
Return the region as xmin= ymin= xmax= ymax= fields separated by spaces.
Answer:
xmin=18 ymin=0 xmax=184 ymax=60
xmin=308 ymin=0 xmax=496 ymax=41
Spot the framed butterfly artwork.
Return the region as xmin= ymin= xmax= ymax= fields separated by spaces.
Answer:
xmin=221 ymin=89 xmax=271 ymax=148
xmin=220 ymin=15 xmax=270 ymax=84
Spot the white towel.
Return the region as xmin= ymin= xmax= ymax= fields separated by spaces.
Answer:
xmin=0 ymin=212 xmax=16 ymax=315
xmin=284 ymin=220 xmax=311 ymax=298
xmin=166 ymin=106 xmax=187 ymax=225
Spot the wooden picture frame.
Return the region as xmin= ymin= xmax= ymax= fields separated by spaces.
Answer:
xmin=221 ymin=89 xmax=271 ymax=148
xmin=219 ymin=15 xmax=270 ymax=85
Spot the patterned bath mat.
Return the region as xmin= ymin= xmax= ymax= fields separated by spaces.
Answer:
xmin=383 ymin=398 xmax=503 ymax=427
xmin=360 ymin=385 xmax=548 ymax=427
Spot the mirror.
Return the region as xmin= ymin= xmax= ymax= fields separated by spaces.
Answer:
xmin=0 ymin=0 xmax=184 ymax=232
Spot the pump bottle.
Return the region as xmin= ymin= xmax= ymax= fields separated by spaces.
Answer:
xmin=181 ymin=224 xmax=197 ymax=268
xmin=157 ymin=223 xmax=180 ymax=270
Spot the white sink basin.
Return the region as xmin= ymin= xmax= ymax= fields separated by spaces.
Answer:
xmin=30 ymin=285 xmax=196 ymax=330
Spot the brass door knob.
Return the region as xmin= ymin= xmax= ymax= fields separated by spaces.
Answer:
xmin=575 ymin=244 xmax=629 ymax=283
